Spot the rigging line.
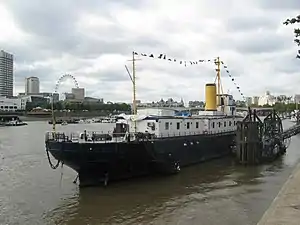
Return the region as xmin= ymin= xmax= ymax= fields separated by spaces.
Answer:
xmin=135 ymin=51 xmax=245 ymax=100
xmin=133 ymin=51 xmax=214 ymax=67
xmin=220 ymin=61 xmax=245 ymax=100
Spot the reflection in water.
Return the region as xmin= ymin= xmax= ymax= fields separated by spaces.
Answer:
xmin=0 ymin=121 xmax=299 ymax=225
xmin=47 ymin=157 xmax=287 ymax=225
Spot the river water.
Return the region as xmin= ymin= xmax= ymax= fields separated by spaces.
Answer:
xmin=0 ymin=120 xmax=299 ymax=225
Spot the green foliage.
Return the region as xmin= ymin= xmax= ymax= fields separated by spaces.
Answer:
xmin=284 ymin=15 xmax=300 ymax=58
xmin=25 ymin=100 xmax=131 ymax=113
xmin=273 ymin=102 xmax=298 ymax=113
xmin=249 ymin=103 xmax=298 ymax=113
xmin=249 ymin=104 xmax=272 ymax=108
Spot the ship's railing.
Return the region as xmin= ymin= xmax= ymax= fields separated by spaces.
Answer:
xmin=45 ymin=128 xmax=236 ymax=143
xmin=45 ymin=131 xmax=128 ymax=143
xmin=155 ymin=128 xmax=236 ymax=138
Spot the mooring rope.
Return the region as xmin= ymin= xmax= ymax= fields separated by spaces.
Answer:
xmin=46 ymin=148 xmax=61 ymax=169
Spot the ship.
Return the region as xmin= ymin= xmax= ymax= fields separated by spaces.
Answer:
xmin=44 ymin=54 xmax=244 ymax=187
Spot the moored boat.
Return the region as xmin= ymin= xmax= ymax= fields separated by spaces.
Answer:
xmin=4 ymin=120 xmax=28 ymax=126
xmin=45 ymin=56 xmax=244 ymax=187
xmin=290 ymin=110 xmax=299 ymax=123
xmin=0 ymin=115 xmax=28 ymax=126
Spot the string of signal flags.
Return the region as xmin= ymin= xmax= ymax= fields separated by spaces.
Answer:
xmin=133 ymin=51 xmax=245 ymax=100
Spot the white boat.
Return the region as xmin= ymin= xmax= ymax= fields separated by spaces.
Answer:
xmin=290 ymin=110 xmax=299 ymax=122
xmin=5 ymin=120 xmax=28 ymax=126
xmin=61 ymin=121 xmax=68 ymax=126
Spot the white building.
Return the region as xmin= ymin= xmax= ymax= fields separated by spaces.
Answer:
xmin=252 ymin=96 xmax=259 ymax=105
xmin=0 ymin=50 xmax=13 ymax=97
xmin=245 ymin=97 xmax=252 ymax=106
xmin=258 ymin=91 xmax=276 ymax=106
xmin=0 ymin=97 xmax=25 ymax=111
xmin=294 ymin=95 xmax=300 ymax=104
xmin=25 ymin=76 xmax=40 ymax=94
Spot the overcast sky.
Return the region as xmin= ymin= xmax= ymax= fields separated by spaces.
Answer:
xmin=0 ymin=0 xmax=299 ymax=103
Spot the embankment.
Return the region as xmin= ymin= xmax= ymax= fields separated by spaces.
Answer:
xmin=8 ymin=111 xmax=113 ymax=121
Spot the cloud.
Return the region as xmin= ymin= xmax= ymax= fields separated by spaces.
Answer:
xmin=255 ymin=0 xmax=300 ymax=10
xmin=0 ymin=0 xmax=300 ymax=103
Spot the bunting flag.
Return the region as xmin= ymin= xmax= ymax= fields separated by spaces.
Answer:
xmin=220 ymin=60 xmax=245 ymax=100
xmin=132 ymin=51 xmax=213 ymax=67
xmin=133 ymin=51 xmax=245 ymax=100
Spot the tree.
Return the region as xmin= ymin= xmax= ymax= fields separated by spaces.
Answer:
xmin=283 ymin=15 xmax=300 ymax=58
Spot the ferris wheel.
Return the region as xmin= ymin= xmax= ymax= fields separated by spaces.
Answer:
xmin=53 ymin=74 xmax=80 ymax=99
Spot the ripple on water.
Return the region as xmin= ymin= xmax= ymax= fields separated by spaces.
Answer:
xmin=1 ymin=122 xmax=300 ymax=225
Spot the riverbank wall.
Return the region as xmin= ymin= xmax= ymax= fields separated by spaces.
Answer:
xmin=257 ymin=162 xmax=300 ymax=225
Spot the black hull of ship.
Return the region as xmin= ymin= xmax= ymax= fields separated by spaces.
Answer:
xmin=45 ymin=133 xmax=235 ymax=187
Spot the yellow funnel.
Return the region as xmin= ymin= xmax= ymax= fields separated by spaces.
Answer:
xmin=205 ymin=83 xmax=217 ymax=111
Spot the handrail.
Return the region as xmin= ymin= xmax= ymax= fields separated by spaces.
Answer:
xmin=45 ymin=129 xmax=236 ymax=143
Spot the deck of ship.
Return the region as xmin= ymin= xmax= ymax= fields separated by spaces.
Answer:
xmin=257 ymin=162 xmax=300 ymax=225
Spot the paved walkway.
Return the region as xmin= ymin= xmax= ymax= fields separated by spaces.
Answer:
xmin=257 ymin=163 xmax=300 ymax=225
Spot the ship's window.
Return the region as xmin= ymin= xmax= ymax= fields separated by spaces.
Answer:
xmin=224 ymin=121 xmax=226 ymax=127
xmin=177 ymin=122 xmax=180 ymax=129
xmin=147 ymin=122 xmax=156 ymax=131
xmin=147 ymin=122 xmax=154 ymax=127
xmin=165 ymin=122 xmax=169 ymax=130
xmin=212 ymin=122 xmax=215 ymax=128
xmin=229 ymin=121 xmax=232 ymax=126
xmin=196 ymin=122 xmax=199 ymax=128
xmin=218 ymin=122 xmax=221 ymax=127
xmin=187 ymin=122 xmax=190 ymax=129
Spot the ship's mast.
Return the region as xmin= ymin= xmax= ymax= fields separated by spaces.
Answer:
xmin=132 ymin=51 xmax=137 ymax=133
xmin=215 ymin=56 xmax=221 ymax=104
xmin=125 ymin=52 xmax=140 ymax=133
xmin=51 ymin=94 xmax=56 ymax=132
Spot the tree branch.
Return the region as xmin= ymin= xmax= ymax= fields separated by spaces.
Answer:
xmin=284 ymin=15 xmax=300 ymax=59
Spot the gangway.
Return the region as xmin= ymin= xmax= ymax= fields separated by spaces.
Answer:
xmin=282 ymin=123 xmax=300 ymax=139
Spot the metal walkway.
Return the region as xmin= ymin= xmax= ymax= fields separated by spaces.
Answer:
xmin=282 ymin=123 xmax=300 ymax=139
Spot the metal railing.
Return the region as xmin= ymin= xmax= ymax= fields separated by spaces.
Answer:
xmin=45 ymin=128 xmax=237 ymax=143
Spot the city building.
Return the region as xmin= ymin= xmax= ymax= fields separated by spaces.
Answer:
xmin=188 ymin=100 xmax=205 ymax=108
xmin=258 ymin=91 xmax=276 ymax=106
xmin=294 ymin=95 xmax=300 ymax=104
xmin=25 ymin=76 xmax=40 ymax=94
xmin=0 ymin=50 xmax=13 ymax=97
xmin=20 ymin=95 xmax=48 ymax=108
xmin=72 ymin=88 xmax=85 ymax=100
xmin=17 ymin=92 xmax=59 ymax=107
xmin=252 ymin=96 xmax=259 ymax=105
xmin=0 ymin=96 xmax=24 ymax=111
xmin=84 ymin=97 xmax=104 ymax=103
xmin=65 ymin=93 xmax=75 ymax=100
xmin=245 ymin=97 xmax=252 ymax=106
xmin=136 ymin=98 xmax=185 ymax=108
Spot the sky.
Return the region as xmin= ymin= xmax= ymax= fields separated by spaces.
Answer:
xmin=0 ymin=0 xmax=299 ymax=103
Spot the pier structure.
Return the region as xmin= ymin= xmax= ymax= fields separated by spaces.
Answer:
xmin=235 ymin=108 xmax=300 ymax=165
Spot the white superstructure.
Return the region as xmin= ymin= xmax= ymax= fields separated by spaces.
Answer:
xmin=120 ymin=93 xmax=243 ymax=138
